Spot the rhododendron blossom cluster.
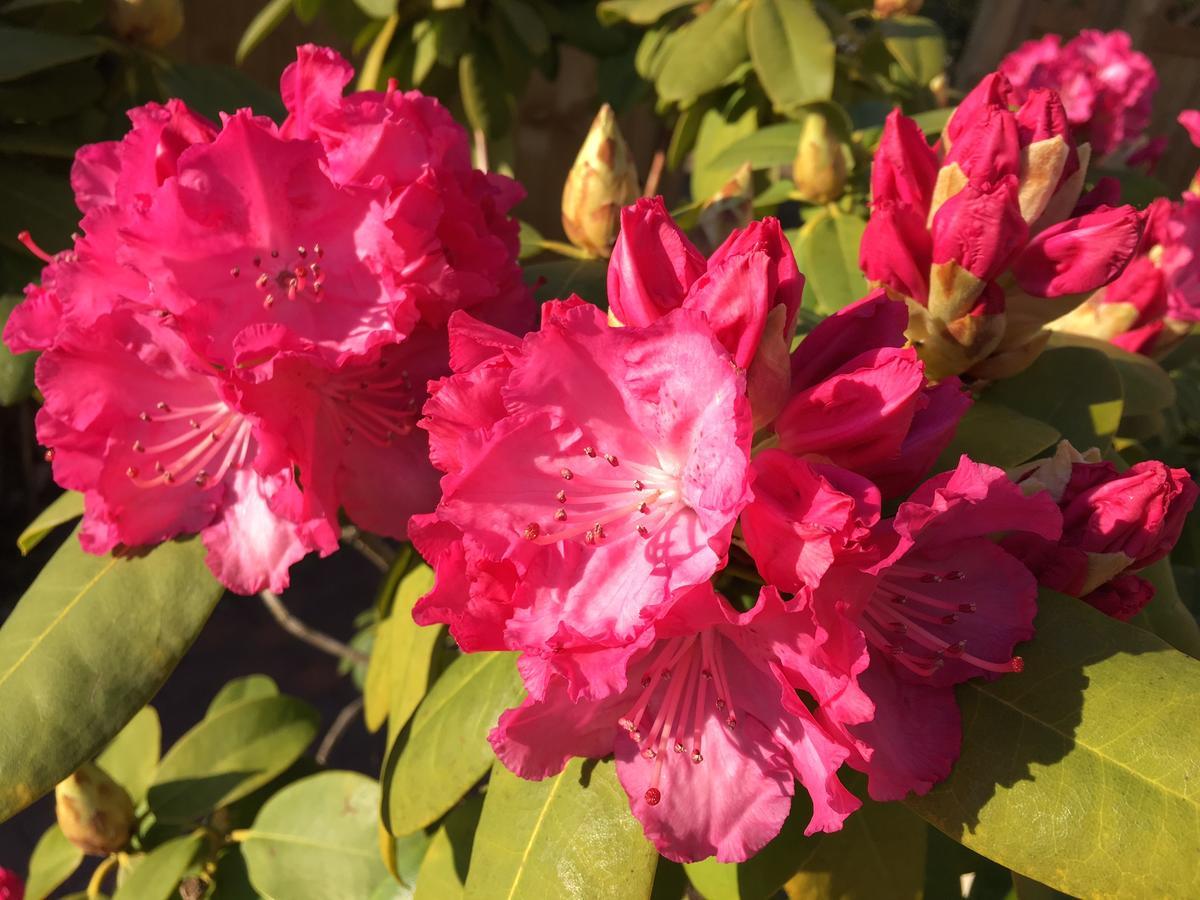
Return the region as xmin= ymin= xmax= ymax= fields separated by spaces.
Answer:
xmin=411 ymin=197 xmax=1079 ymax=862
xmin=3 ymin=45 xmax=530 ymax=594
xmin=999 ymin=30 xmax=1159 ymax=160
xmin=861 ymin=72 xmax=1143 ymax=380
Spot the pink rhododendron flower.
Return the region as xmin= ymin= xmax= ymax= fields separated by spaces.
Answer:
xmin=1003 ymin=442 xmax=1197 ymax=620
xmin=489 ymin=585 xmax=861 ymax=862
xmin=771 ymin=291 xmax=970 ymax=497
xmin=861 ymin=74 xmax=1143 ymax=379
xmin=414 ymin=300 xmax=753 ymax=652
xmin=999 ymin=30 xmax=1158 ymax=157
xmin=814 ymin=458 xmax=1063 ymax=799
xmin=3 ymin=46 xmax=530 ymax=593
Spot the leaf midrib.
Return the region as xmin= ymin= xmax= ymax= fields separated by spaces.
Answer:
xmin=503 ymin=770 xmax=567 ymax=900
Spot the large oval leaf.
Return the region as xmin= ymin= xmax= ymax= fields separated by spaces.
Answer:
xmin=112 ymin=834 xmax=203 ymax=900
xmin=1045 ymin=331 xmax=1175 ymax=418
xmin=414 ymin=794 xmax=485 ymax=900
xmin=149 ymin=694 xmax=319 ymax=823
xmin=877 ymin=16 xmax=946 ymax=87
xmin=655 ymin=3 xmax=749 ymax=105
xmin=934 ymin=401 xmax=1061 ymax=471
xmin=383 ymin=652 xmax=524 ymax=835
xmin=464 ymin=759 xmax=657 ymax=899
xmin=0 ymin=531 xmax=222 ymax=823
xmin=0 ymin=26 xmax=104 ymax=81
xmin=985 ymin=346 xmax=1123 ymax=452
xmin=25 ymin=825 xmax=82 ymax=900
xmin=747 ymin=0 xmax=834 ymax=115
xmin=791 ymin=210 xmax=868 ymax=314
xmin=907 ymin=591 xmax=1200 ymax=898
xmin=241 ymin=771 xmax=390 ymax=900
xmin=96 ymin=705 xmax=160 ymax=804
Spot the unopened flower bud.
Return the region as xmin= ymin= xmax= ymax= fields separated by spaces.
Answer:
xmin=55 ymin=762 xmax=135 ymax=856
xmin=109 ymin=0 xmax=184 ymax=48
xmin=561 ymin=104 xmax=639 ymax=257
xmin=874 ymin=0 xmax=924 ymax=15
xmin=792 ymin=112 xmax=847 ymax=205
xmin=699 ymin=162 xmax=754 ymax=250
xmin=0 ymin=867 xmax=23 ymax=900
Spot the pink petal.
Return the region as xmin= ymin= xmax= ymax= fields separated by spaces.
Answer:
xmin=1011 ymin=205 xmax=1142 ymax=298
xmin=607 ymin=196 xmax=706 ymax=325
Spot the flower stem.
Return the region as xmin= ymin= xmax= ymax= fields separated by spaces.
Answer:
xmin=259 ymin=590 xmax=369 ymax=667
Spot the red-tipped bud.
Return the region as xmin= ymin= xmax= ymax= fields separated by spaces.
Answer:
xmin=872 ymin=110 xmax=939 ymax=214
xmin=1011 ymin=204 xmax=1142 ymax=298
xmin=607 ymin=196 xmax=705 ymax=326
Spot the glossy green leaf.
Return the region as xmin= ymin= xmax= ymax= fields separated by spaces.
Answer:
xmin=97 ymin=706 xmax=160 ymax=804
xmin=878 ymin=16 xmax=946 ymax=86
xmin=0 ymin=295 xmax=35 ymax=406
xmin=17 ymin=491 xmax=84 ymax=555
xmin=0 ymin=159 xmax=77 ymax=255
xmin=524 ymin=258 xmax=609 ymax=307
xmin=465 ymin=759 xmax=657 ymax=899
xmin=355 ymin=0 xmax=397 ymax=15
xmin=415 ymin=794 xmax=485 ymax=900
xmin=855 ymin=107 xmax=954 ymax=150
xmin=383 ymin=652 xmax=524 ymax=835
xmin=149 ymin=695 xmax=318 ymax=823
xmin=459 ymin=39 xmax=510 ymax=137
xmin=792 ymin=210 xmax=868 ymax=314
xmin=206 ymin=674 xmax=280 ymax=718
xmin=235 ymin=0 xmax=292 ymax=63
xmin=1131 ymin=557 xmax=1200 ymax=659
xmin=706 ymin=121 xmax=803 ymax=172
xmin=655 ymin=3 xmax=749 ymax=105
xmin=985 ymin=346 xmax=1124 ymax=453
xmin=210 ymin=847 xmax=258 ymax=900
xmin=497 ymin=0 xmax=548 ymax=56
xmin=685 ymin=786 xmax=925 ymax=900
xmin=690 ymin=96 xmax=759 ymax=202
xmin=907 ymin=590 xmax=1200 ymax=898
xmin=371 ymin=565 xmax=440 ymax=741
xmin=25 ymin=824 xmax=82 ymax=900
xmin=242 ymin=771 xmax=390 ymax=900
xmin=0 ymin=532 xmax=222 ymax=823
xmin=597 ymin=0 xmax=694 ymax=25
xmin=111 ymin=834 xmax=202 ymax=900
xmin=935 ymin=401 xmax=1061 ymax=471
xmin=747 ymin=0 xmax=834 ymax=115
xmin=1045 ymin=332 xmax=1174 ymax=418
xmin=0 ymin=26 xmax=103 ymax=81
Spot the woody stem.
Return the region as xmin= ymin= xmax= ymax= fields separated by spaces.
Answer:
xmin=259 ymin=590 xmax=369 ymax=667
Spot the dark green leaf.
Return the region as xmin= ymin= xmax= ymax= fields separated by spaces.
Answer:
xmin=907 ymin=591 xmax=1200 ymax=898
xmin=17 ymin=492 xmax=84 ymax=556
xmin=25 ymin=824 xmax=82 ymax=900
xmin=985 ymin=346 xmax=1123 ymax=452
xmin=459 ymin=39 xmax=510 ymax=138
xmin=159 ymin=63 xmax=286 ymax=123
xmin=241 ymin=771 xmax=391 ymax=900
xmin=0 ymin=26 xmax=103 ymax=81
xmin=383 ymin=652 xmax=524 ymax=836
xmin=497 ymin=0 xmax=548 ymax=56
xmin=111 ymin=834 xmax=203 ymax=900
xmin=0 ymin=159 xmax=78 ymax=255
xmin=934 ymin=401 xmax=1061 ymax=471
xmin=236 ymin=0 xmax=293 ymax=64
xmin=1045 ymin=332 xmax=1174 ymax=418
xmin=0 ymin=299 xmax=35 ymax=403
xmin=0 ymin=532 xmax=222 ymax=823
xmin=1131 ymin=558 xmax=1200 ymax=659
xmin=149 ymin=695 xmax=318 ymax=822
xmin=464 ymin=759 xmax=657 ymax=899
xmin=524 ymin=258 xmax=609 ymax=307
xmin=294 ymin=0 xmax=323 ymax=24
xmin=746 ymin=0 xmax=834 ymax=115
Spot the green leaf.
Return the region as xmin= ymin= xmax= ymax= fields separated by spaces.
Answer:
xmin=855 ymin=107 xmax=954 ymax=150
xmin=877 ymin=16 xmax=946 ymax=86
xmin=1131 ymin=557 xmax=1200 ymax=659
xmin=934 ymin=401 xmax=1061 ymax=471
xmin=685 ymin=785 xmax=925 ymax=900
xmin=236 ymin=0 xmax=293 ymax=64
xmin=206 ymin=674 xmax=280 ymax=717
xmin=17 ymin=491 xmax=84 ymax=556
xmin=1044 ymin=332 xmax=1175 ymax=418
xmin=25 ymin=824 xmax=82 ymax=900
xmin=241 ymin=771 xmax=391 ymax=900
xmin=358 ymin=11 xmax=399 ymax=91
xmin=97 ymin=706 xmax=160 ymax=804
xmin=465 ymin=758 xmax=657 ymax=899
xmin=210 ymin=847 xmax=258 ymax=900
xmin=159 ymin=63 xmax=286 ymax=123
xmin=371 ymin=565 xmax=440 ymax=740
xmin=0 ymin=295 xmax=35 ymax=406
xmin=597 ymin=0 xmax=695 ymax=26
xmin=383 ymin=652 xmax=524 ymax=836
xmin=354 ymin=0 xmax=397 ymax=15
xmin=0 ymin=532 xmax=222 ymax=823
xmin=524 ymin=258 xmax=610 ymax=307
xmin=747 ymin=0 xmax=834 ymax=115
xmin=459 ymin=38 xmax=510 ymax=138
xmin=0 ymin=159 xmax=78 ymax=255
xmin=497 ymin=0 xmax=549 ymax=56
xmin=655 ymin=3 xmax=749 ymax=105
xmin=112 ymin=834 xmax=203 ymax=900
xmin=985 ymin=346 xmax=1124 ymax=452
xmin=294 ymin=0 xmax=323 ymax=24
xmin=791 ymin=210 xmax=868 ymax=314
xmin=149 ymin=694 xmax=319 ymax=823
xmin=414 ymin=794 xmax=485 ymax=900
xmin=907 ymin=590 xmax=1200 ymax=898
xmin=0 ymin=26 xmax=103 ymax=81
xmin=690 ymin=95 xmax=759 ymax=202
xmin=705 ymin=121 xmax=803 ymax=172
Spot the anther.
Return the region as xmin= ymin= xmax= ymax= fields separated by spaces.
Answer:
xmin=230 ymin=266 xmax=240 ymax=278
xmin=604 ymin=453 xmax=618 ymax=466
xmin=921 ymin=573 xmax=943 ymax=583
xmin=633 ymin=480 xmax=644 ymax=491
xmin=583 ymin=446 xmax=596 ymax=457
xmin=946 ymin=571 xmax=966 ymax=581
xmin=43 ymin=449 xmax=55 ymax=462
xmin=644 ymin=788 xmax=661 ymax=806
xmin=252 ymin=255 xmax=262 ymax=267
xmin=941 ymin=614 xmax=958 ymax=625
xmin=313 ymin=243 xmax=323 ymax=258
xmin=638 ymin=502 xmax=650 ymax=514
xmin=189 ymin=418 xmax=199 ymax=429
xmin=264 ymin=295 xmax=275 ymax=309
xmin=132 ymin=440 xmax=144 ymax=453
xmin=156 ymin=401 xmax=169 ymax=411
xmin=1010 ymin=656 xmax=1025 ymax=673
xmin=691 ymin=752 xmax=703 ymax=764
xmin=555 ymin=509 xmax=567 ymax=522
xmin=522 ymin=523 xmax=540 ymax=540
xmin=126 ymin=466 xmax=138 ymax=478
xmin=270 ymin=249 xmax=279 ymax=258
xmin=958 ymin=602 xmax=976 ymax=613
xmin=256 ymin=273 xmax=269 ymax=289
xmin=584 ymin=530 xmax=596 ymax=545
xmin=641 ymin=748 xmax=656 ymax=760
xmin=139 ymin=412 xmax=150 ymax=422
xmin=297 ymin=246 xmax=307 ymax=257
xmin=555 ymin=489 xmax=566 ymax=503
xmin=637 ymin=525 xmax=649 ymax=537
xmin=560 ymin=468 xmax=573 ymax=480
xmin=673 ymin=742 xmax=685 ymax=753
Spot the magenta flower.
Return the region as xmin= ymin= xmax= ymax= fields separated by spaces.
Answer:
xmin=489 ymin=585 xmax=861 ymax=862
xmin=813 ymin=458 xmax=1062 ymax=800
xmin=3 ymin=46 xmax=529 ymax=593
xmin=34 ymin=311 xmax=331 ymax=594
xmin=1003 ymin=443 xmax=1197 ymax=620
xmin=998 ymin=30 xmax=1158 ymax=157
xmin=414 ymin=300 xmax=752 ymax=651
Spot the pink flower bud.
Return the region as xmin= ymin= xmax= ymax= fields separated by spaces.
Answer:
xmin=607 ymin=197 xmax=705 ymax=326
xmin=944 ymin=73 xmax=1017 ymax=151
xmin=0 ymin=868 xmax=22 ymax=900
xmin=1011 ymin=204 xmax=1142 ymax=298
xmin=1082 ymin=573 xmax=1155 ymax=622
xmin=871 ymin=110 xmax=938 ymax=214
xmin=860 ymin=202 xmax=932 ymax=303
xmin=1015 ymin=89 xmax=1077 ymax=223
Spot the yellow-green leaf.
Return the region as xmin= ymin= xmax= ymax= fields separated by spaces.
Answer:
xmin=96 ymin=706 xmax=160 ymax=804
xmin=747 ymin=0 xmax=834 ymax=115
xmin=112 ymin=834 xmax=203 ymax=900
xmin=17 ymin=491 xmax=84 ymax=555
xmin=25 ymin=824 xmax=82 ymax=900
